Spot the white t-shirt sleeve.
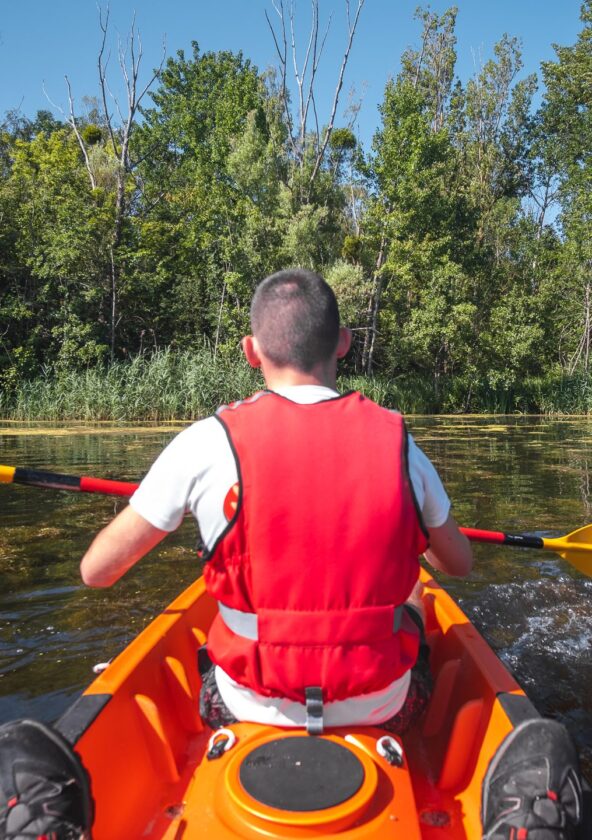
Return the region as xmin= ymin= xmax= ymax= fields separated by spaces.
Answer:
xmin=129 ymin=423 xmax=205 ymax=532
xmin=129 ymin=417 xmax=238 ymax=544
xmin=407 ymin=434 xmax=450 ymax=528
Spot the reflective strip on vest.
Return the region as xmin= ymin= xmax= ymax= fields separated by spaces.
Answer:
xmin=218 ymin=602 xmax=405 ymax=641
xmin=218 ymin=602 xmax=259 ymax=640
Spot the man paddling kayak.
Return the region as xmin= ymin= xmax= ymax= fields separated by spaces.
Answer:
xmin=0 ymin=269 xmax=584 ymax=839
xmin=80 ymin=268 xmax=473 ymax=733
xmin=72 ymin=269 xmax=583 ymax=839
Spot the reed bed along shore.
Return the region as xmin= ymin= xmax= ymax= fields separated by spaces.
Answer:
xmin=1 ymin=349 xmax=592 ymax=421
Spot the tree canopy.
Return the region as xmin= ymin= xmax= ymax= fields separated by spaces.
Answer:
xmin=1 ymin=3 xmax=592 ymax=413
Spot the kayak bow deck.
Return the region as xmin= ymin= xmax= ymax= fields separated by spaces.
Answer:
xmin=55 ymin=569 xmax=534 ymax=839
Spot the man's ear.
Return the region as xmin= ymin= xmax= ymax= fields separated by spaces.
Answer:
xmin=241 ymin=335 xmax=263 ymax=368
xmin=336 ymin=327 xmax=352 ymax=359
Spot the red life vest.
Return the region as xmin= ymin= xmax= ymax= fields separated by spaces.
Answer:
xmin=204 ymin=390 xmax=429 ymax=703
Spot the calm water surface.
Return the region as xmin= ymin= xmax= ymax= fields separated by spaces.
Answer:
xmin=0 ymin=417 xmax=591 ymax=775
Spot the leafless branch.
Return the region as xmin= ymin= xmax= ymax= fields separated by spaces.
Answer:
xmin=98 ymin=5 xmax=119 ymax=156
xmin=42 ymin=83 xmax=64 ymax=116
xmin=63 ymin=77 xmax=97 ymax=189
xmin=301 ymin=2 xmax=332 ymax=156
xmin=309 ymin=0 xmax=365 ymax=185
xmin=311 ymin=88 xmax=320 ymax=148
xmin=269 ymin=0 xmax=347 ymax=170
xmin=412 ymin=14 xmax=437 ymax=90
xmin=90 ymin=4 xmax=166 ymax=358
xmin=343 ymin=81 xmax=367 ymax=131
xmin=134 ymin=37 xmax=165 ymax=111
xmin=266 ymin=1 xmax=297 ymax=158
xmin=289 ymin=0 xmax=316 ymax=149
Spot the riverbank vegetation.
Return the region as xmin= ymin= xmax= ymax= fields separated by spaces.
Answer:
xmin=2 ymin=348 xmax=592 ymax=420
xmin=1 ymin=3 xmax=592 ymax=417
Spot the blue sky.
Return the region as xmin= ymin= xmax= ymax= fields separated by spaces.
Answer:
xmin=0 ymin=1 xmax=585 ymax=149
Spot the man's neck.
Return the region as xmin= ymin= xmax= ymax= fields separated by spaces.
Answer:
xmin=262 ymin=365 xmax=337 ymax=391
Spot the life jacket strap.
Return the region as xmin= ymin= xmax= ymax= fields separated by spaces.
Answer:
xmin=218 ymin=602 xmax=407 ymax=641
xmin=305 ymin=687 xmax=324 ymax=735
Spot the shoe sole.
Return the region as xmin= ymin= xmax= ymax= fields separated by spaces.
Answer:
xmin=481 ymin=718 xmax=581 ymax=839
xmin=0 ymin=718 xmax=93 ymax=830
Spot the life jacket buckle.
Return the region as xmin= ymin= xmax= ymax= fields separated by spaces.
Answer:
xmin=305 ymin=687 xmax=324 ymax=735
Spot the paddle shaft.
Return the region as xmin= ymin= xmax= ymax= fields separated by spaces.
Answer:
xmin=460 ymin=526 xmax=544 ymax=551
xmin=0 ymin=465 xmax=137 ymax=497
xmin=1 ymin=464 xmax=588 ymax=565
xmin=460 ymin=524 xmax=592 ymax=575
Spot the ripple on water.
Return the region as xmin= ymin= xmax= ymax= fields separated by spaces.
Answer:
xmin=466 ymin=576 xmax=592 ymax=660
xmin=460 ymin=575 xmax=592 ymax=777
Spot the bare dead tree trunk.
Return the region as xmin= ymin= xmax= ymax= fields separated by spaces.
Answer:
xmin=109 ymin=245 xmax=117 ymax=360
xmin=568 ymin=276 xmax=592 ymax=375
xmin=64 ymin=80 xmax=97 ymax=189
xmin=214 ymin=280 xmax=227 ymax=360
xmin=266 ymin=1 xmax=299 ymax=162
xmin=349 ymin=160 xmax=360 ymax=237
xmin=47 ymin=5 xmax=165 ymax=363
xmin=309 ymin=0 xmax=365 ymax=185
xmin=266 ymin=0 xmax=365 ymax=187
xmin=97 ymin=7 xmax=165 ymax=360
xmin=362 ymin=231 xmax=387 ymax=375
xmin=47 ymin=8 xmax=165 ymax=361
xmin=525 ymin=176 xmax=558 ymax=291
xmin=529 ymin=177 xmax=558 ymax=242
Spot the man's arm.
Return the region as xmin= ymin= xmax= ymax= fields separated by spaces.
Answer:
xmin=80 ymin=505 xmax=169 ymax=588
xmin=424 ymin=513 xmax=473 ymax=577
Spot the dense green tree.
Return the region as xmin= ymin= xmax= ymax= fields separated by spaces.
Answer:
xmin=0 ymin=129 xmax=113 ymax=386
xmin=540 ymin=1 xmax=592 ymax=372
xmin=365 ymin=24 xmax=480 ymax=382
xmin=131 ymin=45 xmax=272 ymax=349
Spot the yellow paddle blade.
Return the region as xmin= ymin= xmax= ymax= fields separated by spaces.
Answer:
xmin=543 ymin=522 xmax=592 ymax=576
xmin=0 ymin=465 xmax=15 ymax=484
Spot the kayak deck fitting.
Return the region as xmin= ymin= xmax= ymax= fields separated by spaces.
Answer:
xmin=55 ymin=568 xmax=537 ymax=838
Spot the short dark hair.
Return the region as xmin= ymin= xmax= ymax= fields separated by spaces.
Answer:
xmin=250 ymin=269 xmax=340 ymax=372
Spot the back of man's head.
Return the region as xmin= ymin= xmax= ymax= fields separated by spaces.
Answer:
xmin=250 ymin=269 xmax=340 ymax=372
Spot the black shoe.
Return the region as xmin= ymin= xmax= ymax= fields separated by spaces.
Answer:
xmin=482 ymin=718 xmax=582 ymax=839
xmin=0 ymin=719 xmax=92 ymax=840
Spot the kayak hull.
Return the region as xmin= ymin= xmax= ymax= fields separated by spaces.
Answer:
xmin=56 ymin=569 xmax=534 ymax=839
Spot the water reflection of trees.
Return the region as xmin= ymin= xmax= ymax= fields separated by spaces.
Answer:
xmin=409 ymin=417 xmax=592 ymax=534
xmin=0 ymin=428 xmax=179 ymax=480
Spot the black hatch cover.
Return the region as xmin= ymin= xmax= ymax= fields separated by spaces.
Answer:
xmin=239 ymin=736 xmax=365 ymax=812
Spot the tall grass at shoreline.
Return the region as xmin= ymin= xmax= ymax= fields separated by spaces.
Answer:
xmin=0 ymin=349 xmax=261 ymax=422
xmin=1 ymin=349 xmax=592 ymax=420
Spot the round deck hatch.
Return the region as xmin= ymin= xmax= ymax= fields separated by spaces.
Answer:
xmin=238 ymin=736 xmax=364 ymax=812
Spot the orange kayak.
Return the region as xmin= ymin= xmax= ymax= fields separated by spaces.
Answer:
xmin=54 ymin=568 xmax=536 ymax=839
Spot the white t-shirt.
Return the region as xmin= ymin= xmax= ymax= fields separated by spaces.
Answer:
xmin=130 ymin=385 xmax=450 ymax=726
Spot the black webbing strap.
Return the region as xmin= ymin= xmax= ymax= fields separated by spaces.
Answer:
xmin=305 ymin=687 xmax=324 ymax=735
xmin=393 ymin=604 xmax=404 ymax=632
